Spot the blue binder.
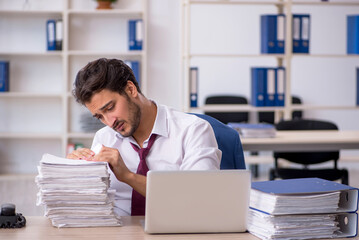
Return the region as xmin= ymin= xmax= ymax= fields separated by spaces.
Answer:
xmin=275 ymin=67 xmax=285 ymax=106
xmin=46 ymin=19 xmax=56 ymax=51
xmin=261 ymin=14 xmax=285 ymax=54
xmin=265 ymin=68 xmax=276 ymax=106
xmin=300 ymin=14 xmax=310 ymax=53
xmin=251 ymin=178 xmax=359 ymax=214
xmin=251 ymin=67 xmax=267 ymax=106
xmin=292 ymin=15 xmax=301 ymax=53
xmin=357 ymin=68 xmax=359 ymax=106
xmin=124 ymin=61 xmax=141 ymax=87
xmin=0 ymin=61 xmax=9 ymax=92
xmin=189 ymin=67 xmax=198 ymax=108
xmin=347 ymin=15 xmax=359 ymax=54
xmin=128 ymin=19 xmax=143 ymax=51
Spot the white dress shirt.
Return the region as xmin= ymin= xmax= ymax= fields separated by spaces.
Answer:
xmin=91 ymin=102 xmax=221 ymax=216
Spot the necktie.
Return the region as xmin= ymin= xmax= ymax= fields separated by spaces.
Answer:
xmin=130 ymin=134 xmax=157 ymax=216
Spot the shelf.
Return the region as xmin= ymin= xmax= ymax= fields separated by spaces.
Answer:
xmin=0 ymin=10 xmax=63 ymax=16
xmin=0 ymin=52 xmax=63 ymax=57
xmin=188 ymin=53 xmax=286 ymax=58
xmin=292 ymin=1 xmax=359 ymax=6
xmin=187 ymin=1 xmax=285 ymax=6
xmin=68 ymin=9 xmax=143 ymax=17
xmin=0 ymin=92 xmax=63 ymax=98
xmin=0 ymin=133 xmax=62 ymax=139
xmin=191 ymin=104 xmax=359 ymax=112
xmin=68 ymin=50 xmax=144 ymax=57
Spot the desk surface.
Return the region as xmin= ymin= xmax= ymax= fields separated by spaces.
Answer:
xmin=241 ymin=130 xmax=359 ymax=152
xmin=1 ymin=216 xmax=357 ymax=240
xmin=0 ymin=216 xmax=260 ymax=240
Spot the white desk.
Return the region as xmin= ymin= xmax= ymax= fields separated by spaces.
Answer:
xmin=241 ymin=130 xmax=359 ymax=152
xmin=1 ymin=216 xmax=356 ymax=240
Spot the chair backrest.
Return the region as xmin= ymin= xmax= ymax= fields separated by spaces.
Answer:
xmin=274 ymin=119 xmax=339 ymax=165
xmin=204 ymin=95 xmax=249 ymax=124
xmin=191 ymin=113 xmax=246 ymax=170
xmin=259 ymin=96 xmax=302 ymax=124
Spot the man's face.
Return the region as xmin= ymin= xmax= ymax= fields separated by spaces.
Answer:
xmin=85 ymin=89 xmax=141 ymax=137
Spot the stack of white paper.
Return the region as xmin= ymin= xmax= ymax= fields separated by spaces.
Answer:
xmin=36 ymin=154 xmax=121 ymax=228
xmin=227 ymin=123 xmax=276 ymax=138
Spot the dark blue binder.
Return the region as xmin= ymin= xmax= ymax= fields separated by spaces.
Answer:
xmin=128 ymin=19 xmax=143 ymax=51
xmin=265 ymin=68 xmax=276 ymax=106
xmin=357 ymin=68 xmax=359 ymax=106
xmin=300 ymin=14 xmax=310 ymax=53
xmin=275 ymin=67 xmax=285 ymax=106
xmin=125 ymin=61 xmax=141 ymax=87
xmin=251 ymin=67 xmax=267 ymax=106
xmin=292 ymin=15 xmax=301 ymax=53
xmin=0 ymin=61 xmax=9 ymax=92
xmin=189 ymin=67 xmax=198 ymax=108
xmin=252 ymin=178 xmax=359 ymax=213
xmin=46 ymin=19 xmax=56 ymax=51
xmin=261 ymin=14 xmax=285 ymax=54
xmin=347 ymin=15 xmax=359 ymax=54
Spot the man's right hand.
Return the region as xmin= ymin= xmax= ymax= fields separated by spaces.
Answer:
xmin=66 ymin=148 xmax=95 ymax=160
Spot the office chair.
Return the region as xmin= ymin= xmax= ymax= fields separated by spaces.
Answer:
xmin=204 ymin=95 xmax=249 ymax=124
xmin=258 ymin=96 xmax=302 ymax=124
xmin=191 ymin=113 xmax=246 ymax=170
xmin=269 ymin=119 xmax=349 ymax=185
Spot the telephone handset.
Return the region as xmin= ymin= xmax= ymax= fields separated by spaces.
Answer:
xmin=0 ymin=203 xmax=26 ymax=228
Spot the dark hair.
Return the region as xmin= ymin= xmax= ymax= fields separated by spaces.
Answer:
xmin=73 ymin=58 xmax=141 ymax=105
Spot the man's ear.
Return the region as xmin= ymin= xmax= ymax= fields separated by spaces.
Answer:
xmin=126 ymin=80 xmax=138 ymax=97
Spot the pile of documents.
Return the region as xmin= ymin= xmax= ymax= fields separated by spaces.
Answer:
xmin=247 ymin=178 xmax=358 ymax=240
xmin=227 ymin=123 xmax=276 ymax=138
xmin=36 ymin=154 xmax=121 ymax=228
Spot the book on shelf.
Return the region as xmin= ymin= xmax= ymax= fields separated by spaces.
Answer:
xmin=275 ymin=67 xmax=285 ymax=106
xmin=347 ymin=15 xmax=359 ymax=54
xmin=292 ymin=14 xmax=310 ymax=53
xmin=251 ymin=67 xmax=286 ymax=107
xmin=55 ymin=19 xmax=63 ymax=51
xmin=128 ymin=19 xmax=143 ymax=51
xmin=0 ymin=61 xmax=9 ymax=92
xmin=261 ymin=14 xmax=285 ymax=54
xmin=46 ymin=19 xmax=56 ymax=51
xmin=357 ymin=67 xmax=359 ymax=106
xmin=46 ymin=19 xmax=63 ymax=51
xmin=36 ymin=153 xmax=122 ymax=228
xmin=125 ymin=60 xmax=141 ymax=87
xmin=248 ymin=178 xmax=358 ymax=240
xmin=189 ymin=67 xmax=198 ymax=108
xmin=80 ymin=112 xmax=105 ymax=132
xmin=227 ymin=122 xmax=276 ymax=138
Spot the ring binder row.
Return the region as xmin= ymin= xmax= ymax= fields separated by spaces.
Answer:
xmin=248 ymin=178 xmax=359 ymax=239
xmin=251 ymin=67 xmax=285 ymax=107
xmin=124 ymin=61 xmax=141 ymax=87
xmin=261 ymin=14 xmax=310 ymax=54
xmin=46 ymin=19 xmax=63 ymax=51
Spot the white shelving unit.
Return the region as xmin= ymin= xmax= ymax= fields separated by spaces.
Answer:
xmin=0 ymin=0 xmax=147 ymax=173
xmin=181 ymin=0 xmax=359 ymax=122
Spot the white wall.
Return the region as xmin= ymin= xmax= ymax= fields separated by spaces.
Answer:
xmin=147 ymin=0 xmax=359 ymax=135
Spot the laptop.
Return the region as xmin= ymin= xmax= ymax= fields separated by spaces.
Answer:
xmin=144 ymin=170 xmax=251 ymax=233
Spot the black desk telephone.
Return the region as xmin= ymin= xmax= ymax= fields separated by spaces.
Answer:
xmin=0 ymin=203 xmax=26 ymax=228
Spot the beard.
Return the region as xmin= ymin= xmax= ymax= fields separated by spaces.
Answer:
xmin=114 ymin=95 xmax=141 ymax=138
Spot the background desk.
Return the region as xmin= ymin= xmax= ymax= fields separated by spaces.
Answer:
xmin=241 ymin=130 xmax=359 ymax=152
xmin=1 ymin=216 xmax=357 ymax=240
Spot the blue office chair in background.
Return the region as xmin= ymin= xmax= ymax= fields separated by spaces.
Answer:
xmin=191 ymin=113 xmax=246 ymax=170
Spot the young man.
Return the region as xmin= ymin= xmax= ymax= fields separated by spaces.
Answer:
xmin=67 ymin=58 xmax=221 ymax=216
